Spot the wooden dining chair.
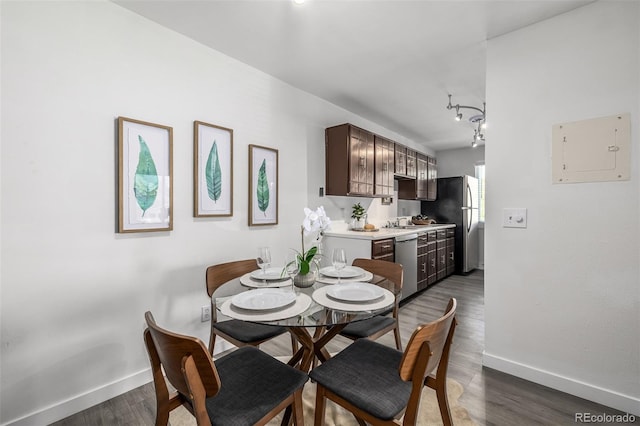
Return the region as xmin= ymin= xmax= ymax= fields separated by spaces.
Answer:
xmin=338 ymin=258 xmax=404 ymax=350
xmin=310 ymin=298 xmax=457 ymax=426
xmin=206 ymin=259 xmax=292 ymax=355
xmin=144 ymin=311 xmax=308 ymax=426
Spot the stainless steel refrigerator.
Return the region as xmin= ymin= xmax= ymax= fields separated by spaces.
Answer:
xmin=421 ymin=176 xmax=479 ymax=274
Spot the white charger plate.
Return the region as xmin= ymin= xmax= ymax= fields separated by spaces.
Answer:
xmin=240 ymin=272 xmax=291 ymax=288
xmin=319 ymin=266 xmax=363 ymax=278
xmin=250 ymin=267 xmax=287 ymax=281
xmin=221 ymin=293 xmax=312 ymax=322
xmin=231 ymin=289 xmax=296 ymax=311
xmin=315 ymin=269 xmax=373 ymax=285
xmin=326 ymin=282 xmax=385 ymax=303
xmin=312 ymin=287 xmax=394 ymax=312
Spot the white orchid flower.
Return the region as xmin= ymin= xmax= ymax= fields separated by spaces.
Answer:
xmin=302 ymin=206 xmax=331 ymax=235
xmin=316 ymin=206 xmax=331 ymax=229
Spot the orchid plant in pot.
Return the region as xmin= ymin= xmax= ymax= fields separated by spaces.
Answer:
xmin=292 ymin=206 xmax=331 ymax=287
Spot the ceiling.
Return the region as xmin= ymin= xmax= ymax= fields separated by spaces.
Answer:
xmin=114 ymin=0 xmax=592 ymax=151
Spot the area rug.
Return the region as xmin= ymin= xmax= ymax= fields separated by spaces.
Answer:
xmin=168 ymin=379 xmax=476 ymax=426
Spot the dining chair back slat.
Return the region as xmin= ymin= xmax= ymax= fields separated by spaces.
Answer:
xmin=145 ymin=312 xmax=221 ymax=398
xmin=309 ymin=298 xmax=458 ymax=426
xmin=205 ymin=259 xmax=292 ymax=356
xmin=339 ymin=258 xmax=404 ymax=350
xmin=144 ymin=311 xmax=308 ymax=426
xmin=399 ymin=298 xmax=456 ymax=381
xmin=352 ymin=258 xmax=403 ymax=294
xmin=206 ymin=259 xmax=258 ymax=297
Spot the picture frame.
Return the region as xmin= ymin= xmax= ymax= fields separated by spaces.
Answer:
xmin=248 ymin=144 xmax=278 ymax=226
xmin=117 ymin=116 xmax=173 ymax=233
xmin=194 ymin=121 xmax=233 ymax=217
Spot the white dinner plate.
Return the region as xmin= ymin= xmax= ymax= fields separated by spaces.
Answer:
xmin=312 ymin=287 xmax=394 ymax=312
xmin=325 ymin=282 xmax=385 ymax=303
xmin=221 ymin=294 xmax=312 ymax=322
xmin=231 ymin=289 xmax=296 ymax=311
xmin=319 ymin=266 xmax=363 ymax=278
xmin=250 ymin=267 xmax=287 ymax=281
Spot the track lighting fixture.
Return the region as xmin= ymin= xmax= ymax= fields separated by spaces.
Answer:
xmin=446 ymin=94 xmax=486 ymax=147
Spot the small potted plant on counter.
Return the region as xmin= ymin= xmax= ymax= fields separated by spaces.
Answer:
xmin=351 ymin=202 xmax=366 ymax=230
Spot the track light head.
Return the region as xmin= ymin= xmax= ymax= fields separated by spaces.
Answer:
xmin=447 ymin=94 xmax=486 ymax=146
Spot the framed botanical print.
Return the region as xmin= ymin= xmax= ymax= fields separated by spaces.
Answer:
xmin=194 ymin=121 xmax=233 ymax=217
xmin=117 ymin=116 xmax=173 ymax=233
xmin=248 ymin=144 xmax=278 ymax=226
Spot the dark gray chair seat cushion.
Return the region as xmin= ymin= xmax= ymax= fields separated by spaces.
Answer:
xmin=213 ymin=319 xmax=286 ymax=343
xmin=309 ymin=339 xmax=411 ymax=421
xmin=339 ymin=315 xmax=395 ymax=339
xmin=206 ymin=346 xmax=308 ymax=426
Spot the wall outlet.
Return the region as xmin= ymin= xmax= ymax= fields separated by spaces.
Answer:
xmin=201 ymin=305 xmax=211 ymax=322
xmin=503 ymin=208 xmax=527 ymax=228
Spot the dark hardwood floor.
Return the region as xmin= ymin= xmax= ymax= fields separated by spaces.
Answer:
xmin=52 ymin=270 xmax=638 ymax=425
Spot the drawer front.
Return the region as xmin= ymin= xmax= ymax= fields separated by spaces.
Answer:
xmin=375 ymin=253 xmax=395 ymax=263
xmin=436 ymin=230 xmax=447 ymax=240
xmin=371 ymin=238 xmax=394 ymax=257
xmin=446 ymin=228 xmax=455 ymax=238
xmin=427 ymin=231 xmax=437 ymax=242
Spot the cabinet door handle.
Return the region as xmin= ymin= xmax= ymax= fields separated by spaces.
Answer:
xmin=359 ymin=156 xmax=366 ymax=168
xmin=449 ymin=253 xmax=454 ymax=260
xmin=441 ymin=255 xmax=446 ymax=264
xmin=431 ymin=259 xmax=436 ymax=268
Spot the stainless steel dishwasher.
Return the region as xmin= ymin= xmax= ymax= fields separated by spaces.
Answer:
xmin=394 ymin=233 xmax=418 ymax=300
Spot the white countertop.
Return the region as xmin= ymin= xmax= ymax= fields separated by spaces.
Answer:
xmin=323 ymin=223 xmax=455 ymax=240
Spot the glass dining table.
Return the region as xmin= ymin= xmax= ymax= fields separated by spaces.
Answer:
xmin=213 ymin=266 xmax=400 ymax=373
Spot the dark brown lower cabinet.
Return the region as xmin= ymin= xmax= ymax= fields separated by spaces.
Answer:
xmin=418 ymin=231 xmax=439 ymax=292
xmin=417 ymin=233 xmax=428 ymax=291
xmin=446 ymin=228 xmax=455 ymax=276
xmin=371 ymin=238 xmax=394 ymax=262
xmin=422 ymin=230 xmax=454 ymax=289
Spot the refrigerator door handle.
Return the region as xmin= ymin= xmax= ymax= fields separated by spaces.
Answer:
xmin=466 ymin=182 xmax=474 ymax=210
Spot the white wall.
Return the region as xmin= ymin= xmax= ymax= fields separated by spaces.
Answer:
xmin=435 ymin=145 xmax=485 ymax=178
xmin=0 ymin=2 xmax=425 ymax=425
xmin=485 ymin=1 xmax=640 ymax=415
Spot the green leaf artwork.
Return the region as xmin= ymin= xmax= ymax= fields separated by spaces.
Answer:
xmin=257 ymin=159 xmax=269 ymax=216
xmin=205 ymin=141 xmax=222 ymax=203
xmin=133 ymin=135 xmax=158 ymax=217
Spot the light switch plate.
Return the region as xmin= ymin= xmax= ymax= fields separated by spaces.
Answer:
xmin=503 ymin=208 xmax=527 ymax=228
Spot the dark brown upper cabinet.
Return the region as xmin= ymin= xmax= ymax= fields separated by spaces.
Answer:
xmin=427 ymin=156 xmax=437 ymax=200
xmin=326 ymin=123 xmax=436 ymax=200
xmin=394 ymin=144 xmax=407 ymax=176
xmin=398 ymin=153 xmax=437 ymax=201
xmin=406 ymin=148 xmax=417 ymax=178
xmin=374 ymin=135 xmax=394 ymax=197
xmin=325 ymin=124 xmax=375 ymax=196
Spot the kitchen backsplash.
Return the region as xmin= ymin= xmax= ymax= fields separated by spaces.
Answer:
xmin=324 ymin=191 xmax=421 ymax=230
